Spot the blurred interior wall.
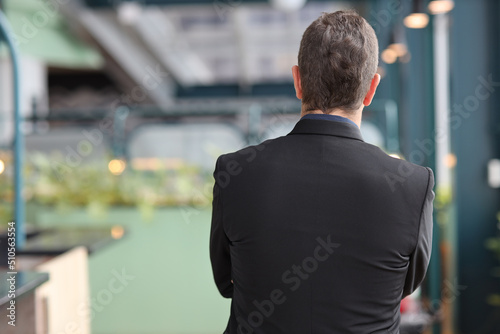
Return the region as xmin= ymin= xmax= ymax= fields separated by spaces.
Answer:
xmin=0 ymin=55 xmax=48 ymax=146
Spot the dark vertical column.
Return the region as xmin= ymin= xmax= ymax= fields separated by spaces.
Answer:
xmin=451 ymin=0 xmax=500 ymax=332
xmin=404 ymin=18 xmax=435 ymax=168
xmin=404 ymin=7 xmax=441 ymax=333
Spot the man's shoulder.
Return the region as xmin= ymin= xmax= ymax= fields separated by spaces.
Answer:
xmin=364 ymin=142 xmax=431 ymax=172
xmin=216 ymin=137 xmax=284 ymax=167
xmin=369 ymin=145 xmax=433 ymax=192
xmin=216 ymin=136 xmax=433 ymax=192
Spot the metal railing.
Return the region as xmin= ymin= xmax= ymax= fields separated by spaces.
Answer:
xmin=0 ymin=9 xmax=25 ymax=248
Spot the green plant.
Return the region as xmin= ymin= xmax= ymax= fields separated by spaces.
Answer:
xmin=485 ymin=212 xmax=500 ymax=307
xmin=0 ymin=150 xmax=214 ymax=226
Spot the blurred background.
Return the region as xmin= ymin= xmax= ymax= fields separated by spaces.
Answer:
xmin=0 ymin=0 xmax=499 ymax=333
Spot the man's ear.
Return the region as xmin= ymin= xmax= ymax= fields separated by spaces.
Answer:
xmin=363 ymin=73 xmax=381 ymax=107
xmin=292 ymin=65 xmax=303 ymax=100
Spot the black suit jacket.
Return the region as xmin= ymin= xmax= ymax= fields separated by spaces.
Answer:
xmin=210 ymin=118 xmax=434 ymax=334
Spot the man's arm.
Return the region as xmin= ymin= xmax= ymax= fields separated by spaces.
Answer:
xmin=210 ymin=157 xmax=233 ymax=298
xmin=403 ymin=167 xmax=435 ymax=298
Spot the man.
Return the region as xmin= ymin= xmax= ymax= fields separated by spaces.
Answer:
xmin=210 ymin=10 xmax=434 ymax=334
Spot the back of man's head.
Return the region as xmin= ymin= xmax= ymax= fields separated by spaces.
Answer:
xmin=298 ymin=10 xmax=379 ymax=113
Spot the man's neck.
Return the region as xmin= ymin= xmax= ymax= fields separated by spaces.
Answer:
xmin=300 ymin=108 xmax=362 ymax=128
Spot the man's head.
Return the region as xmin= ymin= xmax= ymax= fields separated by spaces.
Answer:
xmin=293 ymin=10 xmax=380 ymax=115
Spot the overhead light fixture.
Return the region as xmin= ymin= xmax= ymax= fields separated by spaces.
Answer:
xmin=428 ymin=0 xmax=455 ymax=14
xmin=404 ymin=13 xmax=429 ymax=29
xmin=388 ymin=26 xmax=408 ymax=57
xmin=404 ymin=0 xmax=429 ymax=29
xmin=388 ymin=43 xmax=408 ymax=57
xmin=117 ymin=1 xmax=142 ymax=25
xmin=270 ymin=0 xmax=307 ymax=12
xmin=381 ymin=48 xmax=398 ymax=64
xmin=382 ymin=26 xmax=408 ymax=64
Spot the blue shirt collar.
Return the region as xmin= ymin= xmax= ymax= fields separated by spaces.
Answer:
xmin=301 ymin=113 xmax=358 ymax=128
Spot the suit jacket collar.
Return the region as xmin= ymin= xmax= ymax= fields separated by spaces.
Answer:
xmin=287 ymin=119 xmax=364 ymax=142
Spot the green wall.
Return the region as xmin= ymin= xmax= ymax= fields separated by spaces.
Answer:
xmin=37 ymin=207 xmax=230 ymax=334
